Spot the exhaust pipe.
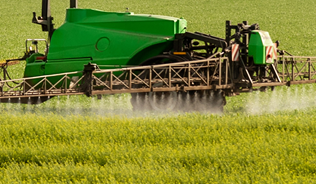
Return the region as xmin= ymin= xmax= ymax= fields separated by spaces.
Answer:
xmin=70 ymin=0 xmax=78 ymax=8
xmin=41 ymin=0 xmax=51 ymax=20
xmin=32 ymin=0 xmax=54 ymax=39
xmin=33 ymin=0 xmax=77 ymax=41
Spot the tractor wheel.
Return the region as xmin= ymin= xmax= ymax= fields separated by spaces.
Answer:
xmin=131 ymin=83 xmax=179 ymax=112
xmin=176 ymin=91 xmax=199 ymax=112
xmin=148 ymin=90 xmax=178 ymax=112
xmin=130 ymin=54 xmax=190 ymax=112
xmin=140 ymin=54 xmax=188 ymax=66
xmin=204 ymin=90 xmax=226 ymax=113
xmin=130 ymin=93 xmax=152 ymax=111
xmin=176 ymin=90 xmax=225 ymax=113
xmin=131 ymin=91 xmax=179 ymax=112
xmin=131 ymin=90 xmax=225 ymax=113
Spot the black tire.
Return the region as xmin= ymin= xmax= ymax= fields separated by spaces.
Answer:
xmin=130 ymin=93 xmax=152 ymax=112
xmin=148 ymin=90 xmax=178 ymax=112
xmin=130 ymin=55 xmax=226 ymax=113
xmin=131 ymin=90 xmax=225 ymax=113
xmin=175 ymin=90 xmax=225 ymax=113
xmin=206 ymin=90 xmax=226 ymax=113
xmin=131 ymin=90 xmax=179 ymax=112
xmin=140 ymin=54 xmax=188 ymax=66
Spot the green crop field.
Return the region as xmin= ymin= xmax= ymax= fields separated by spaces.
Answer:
xmin=1 ymin=0 xmax=316 ymax=183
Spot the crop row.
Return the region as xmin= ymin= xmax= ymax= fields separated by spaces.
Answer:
xmin=0 ymin=110 xmax=316 ymax=182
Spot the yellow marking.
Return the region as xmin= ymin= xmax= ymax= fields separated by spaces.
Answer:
xmin=0 ymin=60 xmax=6 ymax=67
xmin=0 ymin=60 xmax=20 ymax=67
xmin=173 ymin=52 xmax=187 ymax=55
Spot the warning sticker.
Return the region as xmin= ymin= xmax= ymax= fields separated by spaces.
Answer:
xmin=232 ymin=44 xmax=240 ymax=61
xmin=266 ymin=46 xmax=274 ymax=63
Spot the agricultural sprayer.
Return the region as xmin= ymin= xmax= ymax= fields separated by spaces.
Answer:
xmin=0 ymin=0 xmax=315 ymax=112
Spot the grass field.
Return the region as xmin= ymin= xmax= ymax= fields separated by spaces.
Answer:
xmin=1 ymin=0 xmax=316 ymax=183
xmin=1 ymin=111 xmax=316 ymax=183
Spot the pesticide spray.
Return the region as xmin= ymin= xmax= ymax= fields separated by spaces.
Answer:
xmin=245 ymin=84 xmax=316 ymax=115
xmin=1 ymin=85 xmax=316 ymax=117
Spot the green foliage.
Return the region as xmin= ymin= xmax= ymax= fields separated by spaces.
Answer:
xmin=1 ymin=0 xmax=316 ymax=183
xmin=1 ymin=110 xmax=316 ymax=183
xmin=1 ymin=0 xmax=316 ymax=62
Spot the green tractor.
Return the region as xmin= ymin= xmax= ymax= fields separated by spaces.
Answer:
xmin=27 ymin=2 xmax=187 ymax=77
xmin=24 ymin=0 xmax=228 ymax=111
xmin=10 ymin=0 xmax=279 ymax=112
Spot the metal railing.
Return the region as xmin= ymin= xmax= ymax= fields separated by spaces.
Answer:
xmin=0 ymin=57 xmax=230 ymax=99
xmin=0 ymin=71 xmax=85 ymax=98
xmin=91 ymin=57 xmax=231 ymax=95
xmin=276 ymin=56 xmax=316 ymax=85
xmin=2 ymin=55 xmax=316 ymax=101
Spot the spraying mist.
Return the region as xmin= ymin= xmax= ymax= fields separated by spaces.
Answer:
xmin=245 ymin=84 xmax=316 ymax=115
xmin=1 ymin=85 xmax=316 ymax=117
